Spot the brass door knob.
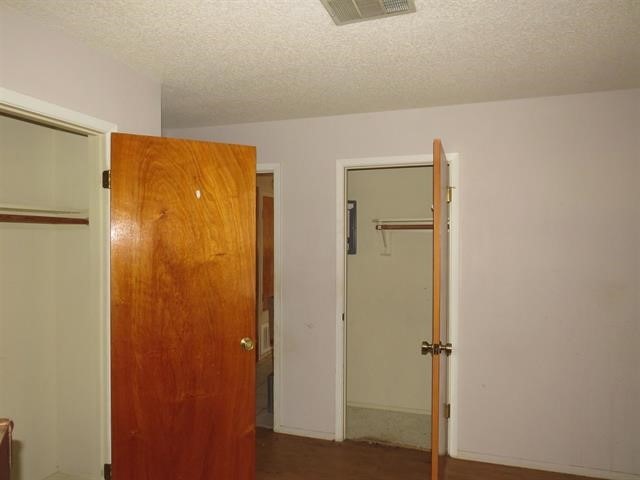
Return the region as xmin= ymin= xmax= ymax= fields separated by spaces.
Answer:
xmin=240 ymin=337 xmax=255 ymax=351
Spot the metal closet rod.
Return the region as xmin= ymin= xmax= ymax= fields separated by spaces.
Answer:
xmin=0 ymin=213 xmax=89 ymax=225
xmin=375 ymin=223 xmax=433 ymax=231
xmin=373 ymin=217 xmax=434 ymax=231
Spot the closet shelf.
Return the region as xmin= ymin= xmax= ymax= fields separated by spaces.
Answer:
xmin=0 ymin=203 xmax=89 ymax=225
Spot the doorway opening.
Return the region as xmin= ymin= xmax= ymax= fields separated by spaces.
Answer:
xmin=256 ymin=172 xmax=275 ymax=429
xmin=0 ymin=89 xmax=115 ymax=480
xmin=335 ymin=151 xmax=460 ymax=476
xmin=254 ymin=163 xmax=281 ymax=436
xmin=344 ymin=165 xmax=433 ymax=450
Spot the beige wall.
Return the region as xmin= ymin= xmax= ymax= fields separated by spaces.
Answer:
xmin=0 ymin=116 xmax=101 ymax=479
xmin=0 ymin=5 xmax=161 ymax=136
xmin=346 ymin=167 xmax=432 ymax=414
xmin=166 ymin=89 xmax=640 ymax=477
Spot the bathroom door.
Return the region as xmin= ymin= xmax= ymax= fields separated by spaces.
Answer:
xmin=110 ymin=133 xmax=256 ymax=479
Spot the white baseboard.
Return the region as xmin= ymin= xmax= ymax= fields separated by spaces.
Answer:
xmin=455 ymin=450 xmax=640 ymax=480
xmin=44 ymin=473 xmax=96 ymax=480
xmin=346 ymin=400 xmax=430 ymax=416
xmin=273 ymin=424 xmax=336 ymax=441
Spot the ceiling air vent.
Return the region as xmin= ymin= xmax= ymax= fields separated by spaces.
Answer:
xmin=320 ymin=0 xmax=416 ymax=26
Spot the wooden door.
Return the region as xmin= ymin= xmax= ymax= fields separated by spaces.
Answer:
xmin=431 ymin=139 xmax=449 ymax=479
xmin=110 ymin=133 xmax=256 ymax=479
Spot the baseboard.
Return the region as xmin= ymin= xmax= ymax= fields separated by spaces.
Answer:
xmin=43 ymin=472 xmax=97 ymax=480
xmin=273 ymin=424 xmax=336 ymax=441
xmin=346 ymin=400 xmax=430 ymax=416
xmin=455 ymin=450 xmax=640 ymax=480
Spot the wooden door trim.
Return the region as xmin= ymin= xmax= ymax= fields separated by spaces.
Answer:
xmin=256 ymin=163 xmax=283 ymax=434
xmin=334 ymin=154 xmax=460 ymax=452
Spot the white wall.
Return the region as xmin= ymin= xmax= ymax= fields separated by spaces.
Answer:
xmin=0 ymin=5 xmax=161 ymax=136
xmin=166 ymin=89 xmax=640 ymax=477
xmin=346 ymin=167 xmax=432 ymax=414
xmin=52 ymin=130 xmax=102 ymax=478
xmin=0 ymin=224 xmax=57 ymax=480
xmin=0 ymin=117 xmax=58 ymax=480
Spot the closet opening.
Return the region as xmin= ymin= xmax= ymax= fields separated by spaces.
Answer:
xmin=344 ymin=165 xmax=434 ymax=451
xmin=0 ymin=93 xmax=113 ymax=480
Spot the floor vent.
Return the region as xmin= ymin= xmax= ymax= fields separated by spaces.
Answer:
xmin=320 ymin=0 xmax=416 ymax=25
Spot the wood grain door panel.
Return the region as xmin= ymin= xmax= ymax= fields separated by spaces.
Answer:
xmin=111 ymin=133 xmax=256 ymax=479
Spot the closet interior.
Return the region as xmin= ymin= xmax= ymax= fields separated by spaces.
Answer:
xmin=345 ymin=166 xmax=433 ymax=451
xmin=0 ymin=112 xmax=105 ymax=480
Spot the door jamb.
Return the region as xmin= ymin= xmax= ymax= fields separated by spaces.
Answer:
xmin=256 ymin=163 xmax=283 ymax=432
xmin=0 ymin=87 xmax=117 ymax=468
xmin=335 ymin=153 xmax=460 ymax=457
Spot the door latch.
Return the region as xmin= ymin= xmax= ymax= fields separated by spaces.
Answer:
xmin=421 ymin=341 xmax=453 ymax=356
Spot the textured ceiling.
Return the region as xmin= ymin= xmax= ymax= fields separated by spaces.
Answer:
xmin=3 ymin=0 xmax=639 ymax=128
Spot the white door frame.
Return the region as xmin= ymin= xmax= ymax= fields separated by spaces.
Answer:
xmin=256 ymin=163 xmax=283 ymax=432
xmin=335 ymin=153 xmax=460 ymax=456
xmin=0 ymin=87 xmax=117 ymax=469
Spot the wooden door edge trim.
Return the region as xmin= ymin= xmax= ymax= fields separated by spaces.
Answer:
xmin=432 ymin=138 xmax=444 ymax=479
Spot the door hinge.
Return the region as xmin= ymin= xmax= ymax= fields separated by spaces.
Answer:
xmin=103 ymin=463 xmax=112 ymax=480
xmin=102 ymin=170 xmax=111 ymax=189
xmin=421 ymin=341 xmax=453 ymax=356
xmin=444 ymin=403 xmax=451 ymax=419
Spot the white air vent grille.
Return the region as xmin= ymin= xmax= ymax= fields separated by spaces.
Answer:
xmin=321 ymin=0 xmax=416 ymax=25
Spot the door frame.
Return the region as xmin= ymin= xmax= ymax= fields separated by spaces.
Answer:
xmin=0 ymin=87 xmax=117 ymax=469
xmin=256 ymin=163 xmax=283 ymax=432
xmin=335 ymin=153 xmax=460 ymax=457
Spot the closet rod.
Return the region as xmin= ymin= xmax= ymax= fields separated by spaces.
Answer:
xmin=0 ymin=214 xmax=89 ymax=225
xmin=375 ymin=223 xmax=433 ymax=231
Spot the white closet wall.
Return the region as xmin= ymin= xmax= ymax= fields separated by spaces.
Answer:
xmin=0 ymin=115 xmax=102 ymax=480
